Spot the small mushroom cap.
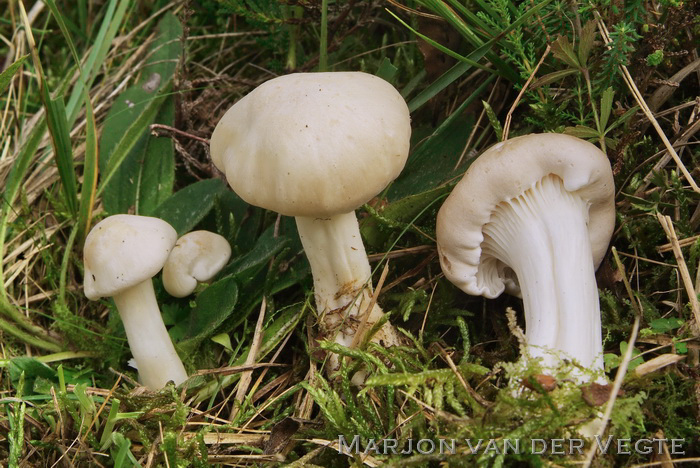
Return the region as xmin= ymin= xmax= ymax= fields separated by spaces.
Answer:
xmin=436 ymin=133 xmax=615 ymax=298
xmin=210 ymin=72 xmax=411 ymax=217
xmin=83 ymin=215 xmax=177 ymax=300
xmin=162 ymin=231 xmax=232 ymax=297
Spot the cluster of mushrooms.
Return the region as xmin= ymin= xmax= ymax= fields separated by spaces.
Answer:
xmin=83 ymin=71 xmax=615 ymax=390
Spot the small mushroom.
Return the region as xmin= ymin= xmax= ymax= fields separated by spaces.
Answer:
xmin=162 ymin=231 xmax=232 ymax=297
xmin=210 ymin=72 xmax=411 ymax=374
xmin=83 ymin=214 xmax=187 ymax=389
xmin=436 ymin=134 xmax=615 ymax=380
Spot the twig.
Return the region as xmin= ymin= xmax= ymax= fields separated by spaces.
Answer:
xmin=350 ymin=261 xmax=389 ymax=350
xmin=656 ymin=214 xmax=700 ymax=331
xmin=502 ymin=45 xmax=551 ymax=141
xmin=230 ymin=298 xmax=267 ymax=421
xmin=149 ymin=124 xmax=210 ymax=144
xmin=593 ymin=10 xmax=700 ymax=193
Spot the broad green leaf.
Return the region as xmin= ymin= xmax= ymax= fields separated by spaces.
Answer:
xmin=9 ymin=357 xmax=55 ymax=394
xmin=98 ymin=85 xmax=170 ymax=197
xmin=388 ymin=112 xmax=473 ymax=200
xmin=620 ymin=341 xmax=644 ymax=371
xmin=221 ymin=227 xmax=293 ymax=282
xmin=649 ymin=317 xmax=684 ymax=333
xmin=152 ymin=179 xmax=228 ymax=235
xmin=175 ymin=276 xmax=238 ymax=349
xmin=551 ymin=35 xmax=580 ymax=69
xmin=103 ymin=97 xmax=175 ymax=215
xmin=98 ymin=13 xmax=182 ymax=198
xmin=578 ymin=20 xmax=597 ymax=67
xmin=363 ymin=185 xmax=450 ymax=248
xmin=0 ymin=55 xmax=28 ymax=96
xmin=376 ymin=57 xmax=398 ymax=83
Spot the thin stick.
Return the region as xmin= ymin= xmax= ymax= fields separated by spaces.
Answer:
xmin=593 ymin=11 xmax=700 ymax=193
xmin=502 ymin=45 xmax=551 ymax=141
xmin=230 ymin=298 xmax=267 ymax=421
xmin=656 ymin=214 xmax=700 ymax=330
xmin=350 ymin=261 xmax=390 ymax=350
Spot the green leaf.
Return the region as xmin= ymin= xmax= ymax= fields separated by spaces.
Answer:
xmin=175 ymin=277 xmax=238 ymax=349
xmin=103 ymin=97 xmax=175 ymax=215
xmin=376 ymin=57 xmax=398 ymax=83
xmin=406 ymin=0 xmax=555 ymax=111
xmin=0 ymin=55 xmax=28 ymax=96
xmin=531 ymin=68 xmax=578 ymax=88
xmin=221 ymin=227 xmax=293 ymax=281
xmin=152 ymin=179 xmax=228 ymax=235
xmin=98 ymin=13 xmax=182 ymax=199
xmin=620 ymin=341 xmax=644 ymax=371
xmin=563 ymin=125 xmax=600 ymax=139
xmin=388 ymin=112 xmax=474 ymax=200
xmin=9 ymin=357 xmax=56 ymax=394
xmin=649 ymin=317 xmax=684 ymax=333
xmin=600 ymin=87 xmax=614 ymax=130
xmin=482 ymin=100 xmax=502 ymax=140
xmin=65 ymin=0 xmax=130 ymax=126
xmin=577 ymin=20 xmax=597 ymax=67
xmin=42 ymin=89 xmax=79 ymax=215
xmin=551 ymin=35 xmax=580 ymax=69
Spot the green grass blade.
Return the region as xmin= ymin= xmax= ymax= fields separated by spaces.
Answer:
xmin=42 ymin=0 xmax=81 ymax=68
xmin=78 ymin=95 xmax=98 ymax=242
xmin=42 ymin=88 xmax=79 ymax=215
xmin=0 ymin=55 xmax=28 ymax=96
xmin=65 ymin=0 xmax=130 ymax=126
xmin=406 ymin=0 xmax=554 ymax=112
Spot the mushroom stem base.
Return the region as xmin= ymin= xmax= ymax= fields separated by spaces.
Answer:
xmin=482 ymin=175 xmax=604 ymax=380
xmin=296 ymin=212 xmax=402 ymax=372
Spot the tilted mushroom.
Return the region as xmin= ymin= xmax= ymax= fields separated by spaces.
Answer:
xmin=83 ymin=214 xmax=187 ymax=389
xmin=163 ymin=230 xmax=232 ymax=298
xmin=436 ymin=133 xmax=615 ymax=380
xmin=210 ymin=72 xmax=411 ymax=374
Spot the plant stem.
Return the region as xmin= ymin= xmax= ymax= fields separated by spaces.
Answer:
xmin=319 ymin=0 xmax=328 ymax=72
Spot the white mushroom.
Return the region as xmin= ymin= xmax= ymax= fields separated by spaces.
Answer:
xmin=210 ymin=72 xmax=411 ymax=374
xmin=436 ymin=134 xmax=615 ymax=380
xmin=162 ymin=231 xmax=232 ymax=297
xmin=83 ymin=214 xmax=187 ymax=389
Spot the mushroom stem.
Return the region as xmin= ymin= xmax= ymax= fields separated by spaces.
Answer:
xmin=295 ymin=212 xmax=401 ymax=361
xmin=482 ymin=175 xmax=604 ymax=377
xmin=112 ymin=280 xmax=187 ymax=389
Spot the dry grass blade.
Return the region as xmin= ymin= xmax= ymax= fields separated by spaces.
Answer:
xmin=230 ymin=298 xmax=267 ymax=421
xmin=656 ymin=213 xmax=700 ymax=330
xmin=350 ymin=261 xmax=389 ymax=350
xmin=634 ymin=354 xmax=685 ymax=377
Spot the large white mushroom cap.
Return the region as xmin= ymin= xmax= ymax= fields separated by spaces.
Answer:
xmin=436 ymin=133 xmax=615 ymax=298
xmin=84 ymin=215 xmax=178 ymax=300
xmin=210 ymin=72 xmax=412 ymax=217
